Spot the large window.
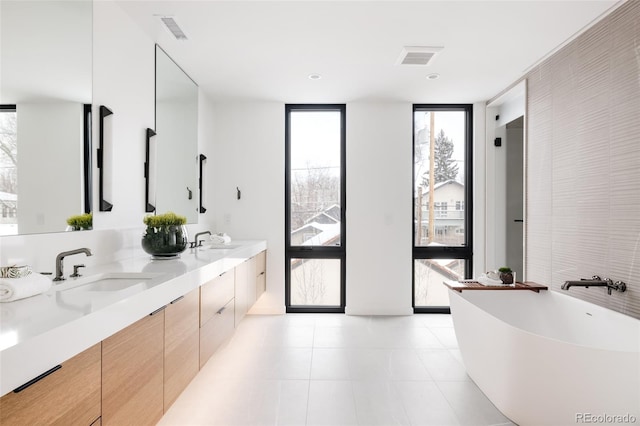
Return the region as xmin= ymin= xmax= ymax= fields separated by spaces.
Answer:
xmin=285 ymin=105 xmax=345 ymax=313
xmin=413 ymin=105 xmax=472 ymax=312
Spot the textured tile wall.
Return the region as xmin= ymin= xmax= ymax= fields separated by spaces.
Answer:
xmin=525 ymin=0 xmax=640 ymax=319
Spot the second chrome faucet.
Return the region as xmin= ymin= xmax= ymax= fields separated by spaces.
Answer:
xmin=190 ymin=231 xmax=211 ymax=248
xmin=53 ymin=248 xmax=92 ymax=281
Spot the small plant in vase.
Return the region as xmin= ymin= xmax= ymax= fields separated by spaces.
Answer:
xmin=141 ymin=212 xmax=188 ymax=259
xmin=66 ymin=212 xmax=93 ymax=231
xmin=498 ymin=267 xmax=515 ymax=284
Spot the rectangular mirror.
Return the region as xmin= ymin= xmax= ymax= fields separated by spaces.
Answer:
xmin=153 ymin=45 xmax=198 ymax=223
xmin=0 ymin=0 xmax=93 ymax=236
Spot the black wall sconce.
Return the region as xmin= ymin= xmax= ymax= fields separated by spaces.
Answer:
xmin=199 ymin=154 xmax=207 ymax=213
xmin=98 ymin=105 xmax=113 ymax=211
xmin=144 ymin=128 xmax=156 ymax=213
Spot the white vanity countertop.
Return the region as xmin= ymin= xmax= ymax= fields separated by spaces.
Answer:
xmin=0 ymin=240 xmax=266 ymax=397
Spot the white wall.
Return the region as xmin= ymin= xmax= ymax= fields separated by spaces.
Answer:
xmin=346 ymin=102 xmax=413 ymax=315
xmin=92 ymin=0 xmax=154 ymax=231
xmin=208 ymin=101 xmax=285 ymax=314
xmin=0 ymin=0 xmax=92 ymax=103
xmin=207 ymin=101 xmax=422 ymax=315
xmin=472 ymin=102 xmax=486 ymax=278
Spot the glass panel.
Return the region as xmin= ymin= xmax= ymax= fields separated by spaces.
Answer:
xmin=414 ymin=110 xmax=466 ymax=246
xmin=290 ymin=258 xmax=341 ymax=306
xmin=414 ymin=259 xmax=464 ymax=307
xmin=0 ymin=110 xmax=17 ymax=235
xmin=289 ymin=111 xmax=341 ymax=247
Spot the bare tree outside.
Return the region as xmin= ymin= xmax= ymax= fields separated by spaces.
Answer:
xmin=290 ymin=162 xmax=340 ymax=231
xmin=0 ymin=112 xmax=17 ymax=193
xmin=0 ymin=110 xmax=18 ymax=229
xmin=291 ymin=259 xmax=326 ymax=304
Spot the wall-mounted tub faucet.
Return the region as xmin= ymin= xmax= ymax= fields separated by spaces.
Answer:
xmin=561 ymin=275 xmax=627 ymax=295
xmin=53 ymin=248 xmax=92 ymax=281
xmin=191 ymin=231 xmax=212 ymax=248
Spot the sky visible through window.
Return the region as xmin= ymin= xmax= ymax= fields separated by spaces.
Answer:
xmin=290 ymin=110 xmax=340 ymax=173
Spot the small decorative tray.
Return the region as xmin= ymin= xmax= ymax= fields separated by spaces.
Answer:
xmin=444 ymin=280 xmax=548 ymax=293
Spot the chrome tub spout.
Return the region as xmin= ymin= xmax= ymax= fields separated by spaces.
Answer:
xmin=561 ymin=275 xmax=626 ymax=295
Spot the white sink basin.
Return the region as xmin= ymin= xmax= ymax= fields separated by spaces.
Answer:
xmin=53 ymin=272 xmax=165 ymax=313
xmin=55 ymin=272 xmax=164 ymax=293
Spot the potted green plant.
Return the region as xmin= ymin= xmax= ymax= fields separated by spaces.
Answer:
xmin=66 ymin=212 xmax=92 ymax=231
xmin=498 ymin=266 xmax=515 ymax=284
xmin=141 ymin=212 xmax=188 ymax=259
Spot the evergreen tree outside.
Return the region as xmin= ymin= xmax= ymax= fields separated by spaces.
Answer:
xmin=421 ymin=129 xmax=458 ymax=187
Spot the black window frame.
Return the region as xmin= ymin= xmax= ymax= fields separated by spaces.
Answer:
xmin=412 ymin=104 xmax=473 ymax=314
xmin=284 ymin=104 xmax=346 ymax=314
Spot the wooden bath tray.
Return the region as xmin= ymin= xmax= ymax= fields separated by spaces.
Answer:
xmin=444 ymin=280 xmax=548 ymax=293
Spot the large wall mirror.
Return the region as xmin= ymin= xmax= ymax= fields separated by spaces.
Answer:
xmin=153 ymin=45 xmax=198 ymax=223
xmin=0 ymin=0 xmax=93 ymax=236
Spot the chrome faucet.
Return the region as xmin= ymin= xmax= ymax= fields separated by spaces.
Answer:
xmin=561 ymin=275 xmax=627 ymax=295
xmin=191 ymin=231 xmax=212 ymax=248
xmin=53 ymin=248 xmax=92 ymax=281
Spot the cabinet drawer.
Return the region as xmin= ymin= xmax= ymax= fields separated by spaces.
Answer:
xmin=102 ymin=312 xmax=164 ymax=426
xmin=256 ymin=271 xmax=266 ymax=298
xmin=164 ymin=289 xmax=199 ymax=411
xmin=0 ymin=343 xmax=101 ymax=426
xmin=199 ymin=298 xmax=235 ymax=368
xmin=200 ymin=271 xmax=234 ymax=326
xmin=255 ymin=250 xmax=266 ymax=275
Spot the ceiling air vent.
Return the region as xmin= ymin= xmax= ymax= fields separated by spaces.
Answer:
xmin=396 ymin=46 xmax=443 ymax=66
xmin=159 ymin=16 xmax=188 ymax=41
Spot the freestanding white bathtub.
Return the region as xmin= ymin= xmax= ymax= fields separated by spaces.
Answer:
xmin=449 ymin=289 xmax=640 ymax=426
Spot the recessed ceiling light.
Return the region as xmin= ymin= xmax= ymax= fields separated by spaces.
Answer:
xmin=426 ymin=73 xmax=440 ymax=80
xmin=308 ymin=73 xmax=322 ymax=80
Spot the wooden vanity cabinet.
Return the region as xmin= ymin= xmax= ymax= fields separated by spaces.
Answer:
xmin=255 ymin=250 xmax=267 ymax=299
xmin=234 ymin=260 xmax=250 ymax=326
xmin=0 ymin=343 xmax=101 ymax=426
xmin=200 ymin=271 xmax=235 ymax=368
xmin=164 ymin=288 xmax=199 ymax=412
xmin=101 ymin=310 xmax=165 ymax=426
xmin=237 ymin=251 xmax=267 ymax=322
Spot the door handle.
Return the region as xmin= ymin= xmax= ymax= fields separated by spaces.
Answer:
xmin=13 ymin=365 xmax=62 ymax=393
xmin=170 ymin=295 xmax=185 ymax=304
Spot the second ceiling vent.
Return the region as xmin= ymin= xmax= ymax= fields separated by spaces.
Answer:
xmin=158 ymin=16 xmax=188 ymax=41
xmin=396 ymin=46 xmax=443 ymax=66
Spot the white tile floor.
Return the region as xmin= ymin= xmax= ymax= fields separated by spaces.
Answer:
xmin=158 ymin=314 xmax=515 ymax=426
